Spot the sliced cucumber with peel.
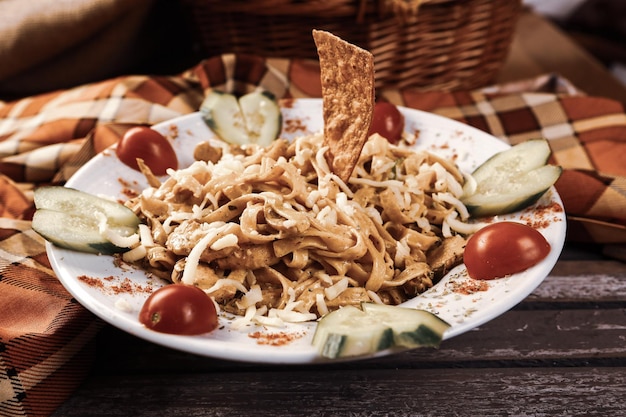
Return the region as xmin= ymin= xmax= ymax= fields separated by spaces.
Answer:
xmin=361 ymin=302 xmax=451 ymax=348
xmin=32 ymin=186 xmax=140 ymax=254
xmin=312 ymin=303 xmax=449 ymax=359
xmin=461 ymin=138 xmax=562 ymax=217
xmin=200 ymin=90 xmax=282 ymax=147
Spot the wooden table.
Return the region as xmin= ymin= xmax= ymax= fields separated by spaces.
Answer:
xmin=51 ymin=244 xmax=626 ymax=416
xmin=51 ymin=12 xmax=626 ymax=417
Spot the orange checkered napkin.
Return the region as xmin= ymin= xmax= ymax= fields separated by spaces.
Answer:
xmin=1 ymin=55 xmax=626 ymax=416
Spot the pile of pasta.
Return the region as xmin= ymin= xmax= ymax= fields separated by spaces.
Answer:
xmin=123 ymin=132 xmax=480 ymax=326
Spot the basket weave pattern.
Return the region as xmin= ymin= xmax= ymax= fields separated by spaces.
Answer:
xmin=182 ymin=0 xmax=522 ymax=91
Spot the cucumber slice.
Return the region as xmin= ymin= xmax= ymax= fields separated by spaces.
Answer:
xmin=239 ymin=91 xmax=282 ymax=147
xmin=32 ymin=186 xmax=140 ymax=254
xmin=34 ymin=186 xmax=139 ymax=226
xmin=312 ymin=303 xmax=449 ymax=359
xmin=200 ymin=90 xmax=281 ymax=147
xmin=312 ymin=305 xmax=393 ymax=359
xmin=461 ymin=139 xmax=562 ymax=217
xmin=360 ymin=302 xmax=450 ymax=348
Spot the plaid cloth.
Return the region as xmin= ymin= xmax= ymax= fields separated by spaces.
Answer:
xmin=1 ymin=55 xmax=626 ymax=415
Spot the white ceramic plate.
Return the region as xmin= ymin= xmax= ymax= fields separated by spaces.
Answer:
xmin=48 ymin=99 xmax=566 ymax=363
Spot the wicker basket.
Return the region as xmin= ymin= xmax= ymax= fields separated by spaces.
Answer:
xmin=181 ymin=0 xmax=522 ymax=91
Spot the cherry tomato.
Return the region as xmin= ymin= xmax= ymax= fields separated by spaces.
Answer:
xmin=464 ymin=222 xmax=551 ymax=280
xmin=139 ymin=284 xmax=218 ymax=335
xmin=368 ymin=101 xmax=405 ymax=144
xmin=116 ymin=126 xmax=178 ymax=176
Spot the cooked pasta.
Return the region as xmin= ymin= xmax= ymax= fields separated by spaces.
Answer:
xmin=123 ymin=132 xmax=480 ymax=325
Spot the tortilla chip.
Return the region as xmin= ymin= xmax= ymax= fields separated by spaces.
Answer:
xmin=312 ymin=30 xmax=375 ymax=183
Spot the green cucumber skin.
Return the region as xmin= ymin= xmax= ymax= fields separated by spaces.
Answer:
xmin=462 ymin=139 xmax=562 ymax=217
xmin=464 ymin=164 xmax=563 ymax=217
xmin=200 ymin=92 xmax=249 ymax=146
xmin=258 ymin=90 xmax=277 ymax=102
xmin=43 ymin=236 xmax=123 ymax=255
xmin=32 ymin=187 xmax=139 ymax=255
xmin=32 ymin=210 xmax=128 ymax=255
xmin=321 ymin=334 xmax=344 ymax=359
xmin=34 ymin=186 xmax=139 ymax=228
xmin=322 ymin=328 xmax=394 ymax=359
xmin=361 ymin=302 xmax=449 ymax=348
xmin=200 ymin=90 xmax=282 ymax=147
xmin=395 ymin=325 xmax=444 ymax=348
xmin=471 ymin=138 xmax=551 ymax=181
xmin=314 ymin=303 xmax=450 ymax=358
xmin=465 ymin=190 xmax=548 ymax=217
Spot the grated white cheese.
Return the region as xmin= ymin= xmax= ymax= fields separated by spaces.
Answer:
xmin=236 ymin=284 xmax=263 ymax=310
xmin=305 ymin=190 xmax=321 ymax=208
xmin=441 ymin=216 xmax=452 ymax=238
xmin=270 ymin=309 xmax=317 ymax=323
xmin=446 ymin=172 xmax=465 ymax=198
xmin=96 ymin=212 xmax=140 ymax=249
xmin=367 ymin=290 xmax=384 ymax=304
xmin=252 ymin=312 xmax=285 ymax=327
xmin=445 ymin=211 xmax=488 ymax=235
xmin=138 ymin=224 xmax=154 ymax=246
xmin=365 ymin=207 xmax=383 ymax=225
xmin=433 ymin=192 xmax=470 ymax=221
xmin=315 ymin=293 xmax=329 ymax=316
xmin=415 ymin=216 xmax=431 ymax=233
xmin=335 ymin=192 xmax=355 ymax=217
xmin=180 ymin=223 xmax=234 ymax=285
xmin=431 ymin=162 xmax=449 ymax=192
xmin=316 ymin=205 xmax=336 ymax=227
xmin=121 ymin=244 xmax=147 ymax=262
xmin=324 ymin=277 xmax=349 ymax=301
xmin=114 ymin=297 xmax=133 ymax=313
xmin=210 ymin=233 xmax=238 ymax=250
xmin=101 ymin=227 xmax=140 ymax=249
xmin=317 ymin=273 xmax=333 ymax=286
xmin=209 ymin=155 xmax=246 ymax=177
xmin=395 ymin=238 xmax=411 ymax=265
xmin=231 ymin=305 xmax=257 ymax=329
xmin=204 ymin=277 xmax=249 ymax=295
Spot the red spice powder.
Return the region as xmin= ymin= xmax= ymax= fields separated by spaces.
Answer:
xmin=283 ymin=117 xmax=308 ymax=135
xmin=78 ymin=275 xmax=105 ymax=289
xmin=117 ymin=177 xmax=140 ymax=199
xmin=520 ymin=201 xmax=564 ymax=229
xmin=166 ymin=124 xmax=179 ymax=140
xmin=450 ymin=279 xmax=489 ymax=295
xmin=109 ymin=277 xmax=154 ymax=295
xmin=77 ymin=274 xmax=153 ymax=295
xmin=281 ymin=98 xmax=295 ymax=109
xmin=248 ymin=330 xmax=304 ymax=347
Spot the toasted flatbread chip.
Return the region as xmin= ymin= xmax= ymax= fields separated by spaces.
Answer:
xmin=312 ymin=30 xmax=375 ymax=183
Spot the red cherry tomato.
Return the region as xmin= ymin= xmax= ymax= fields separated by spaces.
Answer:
xmin=116 ymin=126 xmax=178 ymax=176
xmin=139 ymin=284 xmax=218 ymax=335
xmin=464 ymin=222 xmax=551 ymax=280
xmin=368 ymin=101 xmax=405 ymax=144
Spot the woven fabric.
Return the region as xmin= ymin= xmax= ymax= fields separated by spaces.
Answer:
xmin=1 ymin=55 xmax=626 ymax=415
xmin=0 ymin=218 xmax=102 ymax=417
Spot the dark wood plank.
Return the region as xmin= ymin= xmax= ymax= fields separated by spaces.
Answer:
xmin=53 ymin=251 xmax=626 ymax=416
xmin=52 ymin=366 xmax=626 ymax=416
xmin=525 ymin=260 xmax=626 ymax=305
xmin=83 ymin=303 xmax=626 ymax=376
